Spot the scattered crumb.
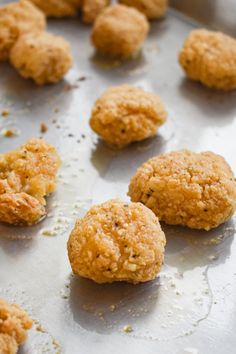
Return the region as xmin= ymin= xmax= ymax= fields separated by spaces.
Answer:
xmin=109 ymin=304 xmax=116 ymax=312
xmin=36 ymin=324 xmax=46 ymax=333
xmin=1 ymin=128 xmax=16 ymax=137
xmin=123 ymin=325 xmax=133 ymax=333
xmin=40 ymin=122 xmax=48 ymax=133
xmin=1 ymin=110 xmax=10 ymax=117
xmin=77 ymin=76 xmax=87 ymax=81
xmin=64 ymin=83 xmax=79 ymax=91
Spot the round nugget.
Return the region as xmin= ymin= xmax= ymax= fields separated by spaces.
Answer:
xmin=128 ymin=150 xmax=236 ymax=230
xmin=179 ymin=29 xmax=236 ymax=91
xmin=90 ymin=85 xmax=167 ymax=148
xmin=82 ymin=0 xmax=110 ymax=24
xmin=10 ymin=32 xmax=72 ymax=85
xmin=29 ymin=0 xmax=81 ymax=17
xmin=0 ymin=0 xmax=46 ymax=61
xmin=67 ymin=199 xmax=166 ymax=284
xmin=119 ymin=0 xmax=168 ymax=19
xmin=91 ymin=4 xmax=149 ymax=58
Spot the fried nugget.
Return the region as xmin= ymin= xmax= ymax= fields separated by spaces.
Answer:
xmin=82 ymin=0 xmax=110 ymax=24
xmin=91 ymin=4 xmax=149 ymax=58
xmin=0 ymin=0 xmax=46 ymax=61
xmin=29 ymin=0 xmax=81 ymax=17
xmin=119 ymin=0 xmax=168 ymax=19
xmin=68 ymin=199 xmax=166 ymax=284
xmin=10 ymin=32 xmax=72 ymax=85
xmin=90 ymin=84 xmax=167 ymax=148
xmin=0 ymin=138 xmax=60 ymax=225
xmin=128 ymin=150 xmax=236 ymax=230
xmin=179 ymin=29 xmax=236 ymax=91
xmin=0 ymin=298 xmax=32 ymax=354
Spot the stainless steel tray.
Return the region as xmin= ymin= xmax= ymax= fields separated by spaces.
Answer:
xmin=0 ymin=1 xmax=236 ymax=353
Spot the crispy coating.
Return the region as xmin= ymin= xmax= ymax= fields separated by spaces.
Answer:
xmin=0 ymin=138 xmax=60 ymax=225
xmin=91 ymin=4 xmax=149 ymax=59
xmin=68 ymin=199 xmax=166 ymax=284
xmin=82 ymin=0 xmax=110 ymax=24
xmin=119 ymin=0 xmax=168 ymax=19
xmin=90 ymin=85 xmax=167 ymax=148
xmin=0 ymin=298 xmax=32 ymax=354
xmin=128 ymin=150 xmax=236 ymax=230
xmin=29 ymin=0 xmax=81 ymax=17
xmin=0 ymin=0 xmax=46 ymax=61
xmin=179 ymin=29 xmax=236 ymax=91
xmin=10 ymin=32 xmax=72 ymax=85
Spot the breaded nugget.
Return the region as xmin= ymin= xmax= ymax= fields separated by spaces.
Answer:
xmin=82 ymin=0 xmax=110 ymax=24
xmin=68 ymin=199 xmax=166 ymax=284
xmin=0 ymin=138 xmax=60 ymax=225
xmin=128 ymin=150 xmax=236 ymax=230
xmin=90 ymin=85 xmax=167 ymax=148
xmin=179 ymin=29 xmax=236 ymax=91
xmin=10 ymin=32 xmax=72 ymax=85
xmin=119 ymin=0 xmax=168 ymax=19
xmin=91 ymin=4 xmax=149 ymax=58
xmin=29 ymin=0 xmax=81 ymax=17
xmin=0 ymin=298 xmax=32 ymax=354
xmin=0 ymin=0 xmax=46 ymax=61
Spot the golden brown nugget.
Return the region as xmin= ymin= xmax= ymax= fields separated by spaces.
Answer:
xmin=0 ymin=298 xmax=32 ymax=354
xmin=119 ymin=0 xmax=168 ymax=19
xmin=179 ymin=29 xmax=236 ymax=91
xmin=29 ymin=0 xmax=81 ymax=17
xmin=68 ymin=199 xmax=166 ymax=284
xmin=91 ymin=4 xmax=149 ymax=59
xmin=90 ymin=85 xmax=167 ymax=148
xmin=0 ymin=138 xmax=60 ymax=225
xmin=0 ymin=0 xmax=46 ymax=61
xmin=10 ymin=32 xmax=72 ymax=85
xmin=129 ymin=150 xmax=236 ymax=230
xmin=82 ymin=0 xmax=110 ymax=24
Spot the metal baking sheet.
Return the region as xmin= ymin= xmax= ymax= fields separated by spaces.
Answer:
xmin=0 ymin=1 xmax=236 ymax=353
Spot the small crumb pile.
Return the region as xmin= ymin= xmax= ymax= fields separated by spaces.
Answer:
xmin=128 ymin=150 xmax=236 ymax=230
xmin=0 ymin=298 xmax=32 ymax=354
xmin=0 ymin=138 xmax=60 ymax=225
xmin=67 ymin=199 xmax=166 ymax=284
xmin=179 ymin=29 xmax=236 ymax=91
xmin=90 ymin=84 xmax=167 ymax=147
xmin=119 ymin=0 xmax=168 ymax=19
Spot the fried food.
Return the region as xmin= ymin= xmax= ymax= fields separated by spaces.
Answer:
xmin=91 ymin=4 xmax=149 ymax=58
xmin=29 ymin=0 xmax=81 ymax=17
xmin=119 ymin=0 xmax=168 ymax=19
xmin=90 ymin=85 xmax=167 ymax=148
xmin=0 ymin=138 xmax=60 ymax=225
xmin=10 ymin=31 xmax=72 ymax=85
xmin=67 ymin=199 xmax=166 ymax=284
xmin=0 ymin=298 xmax=32 ymax=354
xmin=0 ymin=0 xmax=46 ymax=61
xmin=128 ymin=150 xmax=236 ymax=230
xmin=82 ymin=0 xmax=110 ymax=24
xmin=179 ymin=29 xmax=236 ymax=91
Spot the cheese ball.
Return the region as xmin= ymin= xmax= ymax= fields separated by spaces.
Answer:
xmin=179 ymin=29 xmax=236 ymax=91
xmin=67 ymin=199 xmax=166 ymax=284
xmin=0 ymin=298 xmax=32 ymax=354
xmin=10 ymin=32 xmax=72 ymax=85
xmin=91 ymin=4 xmax=149 ymax=59
xmin=0 ymin=138 xmax=60 ymax=226
xmin=82 ymin=0 xmax=110 ymax=24
xmin=90 ymin=85 xmax=167 ymax=148
xmin=0 ymin=0 xmax=46 ymax=61
xmin=128 ymin=150 xmax=236 ymax=230
xmin=119 ymin=0 xmax=168 ymax=19
xmin=29 ymin=0 xmax=81 ymax=17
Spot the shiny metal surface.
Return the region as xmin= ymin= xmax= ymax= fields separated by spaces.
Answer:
xmin=0 ymin=2 xmax=236 ymax=354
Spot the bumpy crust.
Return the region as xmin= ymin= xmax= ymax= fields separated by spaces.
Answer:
xmin=10 ymin=32 xmax=72 ymax=85
xmin=179 ymin=29 xmax=236 ymax=91
xmin=0 ymin=299 xmax=32 ymax=354
xmin=91 ymin=4 xmax=149 ymax=58
xmin=128 ymin=150 xmax=236 ymax=230
xmin=29 ymin=0 xmax=81 ymax=17
xmin=119 ymin=0 xmax=168 ymax=19
xmin=68 ymin=199 xmax=166 ymax=284
xmin=0 ymin=0 xmax=46 ymax=61
xmin=0 ymin=138 xmax=60 ymax=225
xmin=82 ymin=0 xmax=110 ymax=24
xmin=90 ymin=85 xmax=167 ymax=147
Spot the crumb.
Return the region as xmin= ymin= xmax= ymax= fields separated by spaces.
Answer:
xmin=40 ymin=122 xmax=48 ymax=133
xmin=2 ymin=129 xmax=16 ymax=137
xmin=1 ymin=110 xmax=10 ymax=117
xmin=123 ymin=325 xmax=133 ymax=333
